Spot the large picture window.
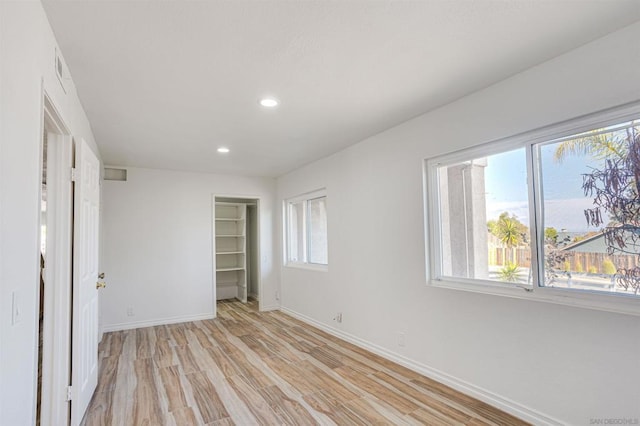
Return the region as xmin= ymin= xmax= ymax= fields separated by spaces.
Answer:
xmin=285 ymin=190 xmax=328 ymax=269
xmin=425 ymin=104 xmax=640 ymax=315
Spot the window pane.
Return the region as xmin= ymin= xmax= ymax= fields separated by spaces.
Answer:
xmin=308 ymin=197 xmax=328 ymax=264
xmin=539 ymin=121 xmax=640 ymax=296
xmin=436 ymin=148 xmax=531 ymax=284
xmin=288 ymin=201 xmax=305 ymax=262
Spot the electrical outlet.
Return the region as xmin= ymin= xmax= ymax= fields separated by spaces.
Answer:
xmin=334 ymin=312 xmax=343 ymax=323
xmin=126 ymin=306 xmax=134 ymax=317
xmin=398 ymin=332 xmax=406 ymax=347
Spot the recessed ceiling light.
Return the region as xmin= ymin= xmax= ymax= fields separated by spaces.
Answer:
xmin=217 ymin=147 xmax=230 ymax=153
xmin=259 ymin=98 xmax=279 ymax=108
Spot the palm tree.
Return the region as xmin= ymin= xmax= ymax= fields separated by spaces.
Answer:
xmin=553 ymin=128 xmax=628 ymax=163
xmin=494 ymin=215 xmax=524 ymax=264
xmin=495 ymin=216 xmax=523 ymax=248
xmin=552 ymin=125 xmax=638 ymax=230
xmin=498 ymin=262 xmax=524 ymax=283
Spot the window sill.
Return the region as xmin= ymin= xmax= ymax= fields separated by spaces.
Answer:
xmin=284 ymin=262 xmax=328 ymax=272
xmin=429 ymin=277 xmax=640 ymax=317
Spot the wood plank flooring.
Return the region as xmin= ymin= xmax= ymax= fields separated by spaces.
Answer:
xmin=83 ymin=300 xmax=528 ymax=425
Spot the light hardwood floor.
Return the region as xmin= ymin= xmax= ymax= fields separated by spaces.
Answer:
xmin=83 ymin=300 xmax=528 ymax=425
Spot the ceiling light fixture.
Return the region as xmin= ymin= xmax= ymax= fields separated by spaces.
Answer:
xmin=259 ymin=97 xmax=279 ymax=108
xmin=217 ymin=147 xmax=230 ymax=153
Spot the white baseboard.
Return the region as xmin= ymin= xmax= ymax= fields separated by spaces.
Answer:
xmin=280 ymin=306 xmax=562 ymax=426
xmin=101 ymin=313 xmax=215 ymax=334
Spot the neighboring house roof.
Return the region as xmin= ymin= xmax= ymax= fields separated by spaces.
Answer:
xmin=561 ymin=225 xmax=640 ymax=254
xmin=562 ymin=232 xmax=609 ymax=253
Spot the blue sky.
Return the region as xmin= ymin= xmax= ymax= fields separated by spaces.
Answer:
xmin=484 ymin=144 xmax=601 ymax=232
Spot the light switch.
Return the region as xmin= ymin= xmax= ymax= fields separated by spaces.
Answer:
xmin=11 ymin=291 xmax=21 ymax=325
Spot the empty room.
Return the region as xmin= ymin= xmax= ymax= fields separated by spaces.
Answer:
xmin=2 ymin=1 xmax=640 ymax=425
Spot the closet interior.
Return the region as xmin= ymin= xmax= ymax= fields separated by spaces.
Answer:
xmin=214 ymin=197 xmax=259 ymax=305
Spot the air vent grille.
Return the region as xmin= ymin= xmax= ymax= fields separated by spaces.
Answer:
xmin=54 ymin=48 xmax=67 ymax=93
xmin=104 ymin=168 xmax=127 ymax=181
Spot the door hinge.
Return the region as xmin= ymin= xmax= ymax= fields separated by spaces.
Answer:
xmin=66 ymin=386 xmax=72 ymax=401
xmin=70 ymin=167 xmax=78 ymax=182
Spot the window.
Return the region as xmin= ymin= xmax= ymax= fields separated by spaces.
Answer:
xmin=425 ymin=104 xmax=640 ymax=315
xmin=432 ymin=147 xmax=531 ymax=285
xmin=285 ymin=190 xmax=328 ymax=269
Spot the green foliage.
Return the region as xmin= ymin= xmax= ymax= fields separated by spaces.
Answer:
xmin=575 ymin=262 xmax=584 ymax=273
xmin=487 ymin=219 xmax=497 ymax=235
xmin=588 ymin=266 xmax=598 ymax=274
xmin=544 ymin=227 xmax=558 ymax=245
xmin=572 ymin=235 xmax=586 ymax=243
xmin=488 ymin=212 xmax=528 ymax=248
xmin=602 ymin=259 xmax=617 ymax=275
xmin=553 ymin=130 xmax=627 ymax=163
xmin=563 ymin=260 xmax=571 ymax=272
xmin=498 ymin=219 xmax=521 ymax=247
xmin=498 ymin=263 xmax=523 ymax=283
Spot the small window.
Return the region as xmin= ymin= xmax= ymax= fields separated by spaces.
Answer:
xmin=285 ymin=190 xmax=328 ymax=269
xmin=425 ymin=104 xmax=640 ymax=315
xmin=288 ymin=201 xmax=305 ymax=263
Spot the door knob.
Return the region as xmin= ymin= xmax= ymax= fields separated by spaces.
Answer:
xmin=98 ymin=272 xmax=105 ymax=279
xmin=96 ymin=281 xmax=106 ymax=289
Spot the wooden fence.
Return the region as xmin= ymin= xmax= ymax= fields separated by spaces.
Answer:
xmin=489 ymin=248 xmax=531 ymax=268
xmin=561 ymin=252 xmax=640 ymax=274
xmin=489 ymin=247 xmax=639 ymax=274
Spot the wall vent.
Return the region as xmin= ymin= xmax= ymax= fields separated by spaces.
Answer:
xmin=54 ymin=48 xmax=67 ymax=93
xmin=104 ymin=168 xmax=127 ymax=182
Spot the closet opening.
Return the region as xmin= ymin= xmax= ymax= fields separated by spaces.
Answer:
xmin=213 ymin=197 xmax=261 ymax=312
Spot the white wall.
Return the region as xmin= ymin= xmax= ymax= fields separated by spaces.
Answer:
xmin=278 ymin=22 xmax=640 ymax=425
xmin=0 ymin=2 xmax=101 ymax=424
xmin=100 ymin=167 xmax=278 ymax=331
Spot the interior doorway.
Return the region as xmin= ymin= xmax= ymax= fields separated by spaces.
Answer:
xmin=36 ymin=119 xmax=48 ymax=426
xmin=38 ymin=96 xmax=102 ymax=426
xmin=38 ymin=95 xmax=74 ymax=426
xmin=213 ymin=196 xmax=261 ymax=311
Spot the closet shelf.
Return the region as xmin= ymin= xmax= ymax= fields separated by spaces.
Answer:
xmin=215 ymin=201 xmax=248 ymax=304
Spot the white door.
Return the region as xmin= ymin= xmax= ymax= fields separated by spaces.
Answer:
xmin=71 ymin=139 xmax=101 ymax=425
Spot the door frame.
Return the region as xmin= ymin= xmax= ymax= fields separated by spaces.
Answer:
xmin=212 ymin=194 xmax=262 ymax=316
xmin=39 ymin=93 xmax=74 ymax=426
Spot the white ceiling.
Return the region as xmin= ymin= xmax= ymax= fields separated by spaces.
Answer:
xmin=42 ymin=1 xmax=640 ymax=177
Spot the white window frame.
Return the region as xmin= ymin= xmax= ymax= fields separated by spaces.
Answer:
xmin=284 ymin=189 xmax=328 ymax=271
xmin=423 ymin=102 xmax=640 ymax=316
